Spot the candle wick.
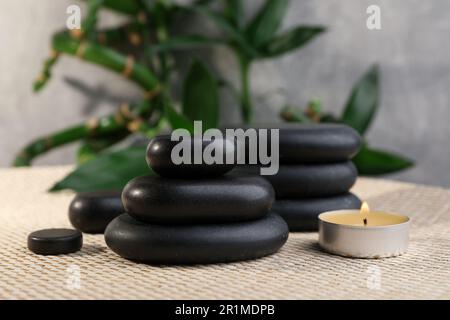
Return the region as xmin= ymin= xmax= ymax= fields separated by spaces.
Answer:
xmin=363 ymin=218 xmax=368 ymax=226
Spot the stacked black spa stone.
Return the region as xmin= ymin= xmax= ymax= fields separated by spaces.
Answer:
xmin=230 ymin=124 xmax=363 ymax=231
xmin=104 ymin=135 xmax=289 ymax=264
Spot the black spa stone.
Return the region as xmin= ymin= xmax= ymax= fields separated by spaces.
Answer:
xmin=69 ymin=191 xmax=124 ymax=234
xmin=272 ymin=193 xmax=362 ymax=231
xmin=224 ymin=123 xmax=361 ymax=163
xmin=146 ymin=135 xmax=236 ymax=178
xmin=230 ymin=161 xmax=358 ymax=198
xmin=122 ymin=175 xmax=274 ymax=224
xmin=104 ymin=212 xmax=288 ymax=264
xmin=27 ymin=228 xmax=83 ymax=255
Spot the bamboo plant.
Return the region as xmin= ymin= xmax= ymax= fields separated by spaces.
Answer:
xmin=14 ymin=0 xmax=413 ymax=192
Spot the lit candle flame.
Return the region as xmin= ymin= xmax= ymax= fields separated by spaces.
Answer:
xmin=360 ymin=202 xmax=370 ymax=226
xmin=360 ymin=202 xmax=370 ymax=215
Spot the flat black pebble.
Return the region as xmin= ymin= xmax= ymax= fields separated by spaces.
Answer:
xmin=122 ymin=175 xmax=274 ymax=224
xmin=224 ymin=123 xmax=361 ymax=163
xmin=146 ymin=135 xmax=236 ymax=178
xmin=272 ymin=193 xmax=362 ymax=231
xmin=69 ymin=191 xmax=124 ymax=234
xmin=27 ymin=228 xmax=82 ymax=255
xmin=105 ymin=212 xmax=288 ymax=264
xmin=230 ymin=162 xmax=358 ymax=198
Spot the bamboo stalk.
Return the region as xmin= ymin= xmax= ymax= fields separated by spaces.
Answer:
xmin=34 ymin=22 xmax=147 ymax=92
xmin=279 ymin=106 xmax=312 ymax=123
xmin=33 ymin=50 xmax=60 ymax=92
xmin=52 ymin=32 xmax=159 ymax=93
xmin=13 ymin=101 xmax=153 ymax=166
xmin=34 ymin=0 xmax=123 ymax=92
xmin=22 ymin=0 xmax=167 ymax=166
xmin=76 ymin=130 xmax=129 ymax=164
xmin=95 ymin=21 xmax=144 ymax=46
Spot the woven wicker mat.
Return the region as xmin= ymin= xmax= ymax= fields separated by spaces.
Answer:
xmin=0 ymin=166 xmax=449 ymax=300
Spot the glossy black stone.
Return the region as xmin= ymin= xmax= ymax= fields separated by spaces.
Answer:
xmin=230 ymin=161 xmax=358 ymax=198
xmin=105 ymin=212 xmax=288 ymax=264
xmin=272 ymin=193 xmax=362 ymax=231
xmin=146 ymin=135 xmax=236 ymax=178
xmin=223 ymin=123 xmax=361 ymax=163
xmin=122 ymin=175 xmax=274 ymax=224
xmin=69 ymin=191 xmax=124 ymax=234
xmin=27 ymin=228 xmax=83 ymax=255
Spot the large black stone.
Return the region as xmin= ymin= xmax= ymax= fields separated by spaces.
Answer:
xmin=104 ymin=212 xmax=289 ymax=264
xmin=230 ymin=161 xmax=357 ymax=198
xmin=272 ymin=193 xmax=362 ymax=231
xmin=122 ymin=175 xmax=274 ymax=224
xmin=223 ymin=123 xmax=361 ymax=163
xmin=146 ymin=135 xmax=235 ymax=178
xmin=69 ymin=191 xmax=124 ymax=234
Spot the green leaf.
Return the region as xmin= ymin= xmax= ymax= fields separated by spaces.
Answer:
xmin=164 ymin=103 xmax=194 ymax=133
xmin=101 ymin=0 xmax=140 ymax=15
xmin=76 ymin=131 xmax=130 ymax=164
xmin=279 ymin=106 xmax=312 ymax=123
xmin=182 ymin=60 xmax=219 ymax=130
xmin=307 ymin=99 xmax=322 ymax=114
xmin=82 ymin=0 xmax=105 ymax=36
xmin=49 ymin=146 xmax=151 ymax=192
xmin=149 ymin=35 xmax=223 ymax=53
xmin=246 ymin=0 xmax=289 ymax=48
xmin=353 ymin=145 xmax=414 ymax=175
xmin=194 ymin=0 xmax=216 ymax=5
xmin=341 ymin=65 xmax=379 ymax=135
xmin=224 ymin=0 xmax=244 ymax=29
xmin=190 ymin=6 xmax=259 ymax=58
xmin=319 ymin=113 xmax=340 ymax=123
xmin=261 ymin=26 xmax=325 ymax=57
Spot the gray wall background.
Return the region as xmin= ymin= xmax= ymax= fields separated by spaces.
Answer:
xmin=1 ymin=0 xmax=449 ymax=187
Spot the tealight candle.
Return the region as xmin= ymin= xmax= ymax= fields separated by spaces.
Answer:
xmin=318 ymin=202 xmax=410 ymax=258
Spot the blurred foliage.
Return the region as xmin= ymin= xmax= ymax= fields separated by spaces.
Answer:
xmin=14 ymin=0 xmax=412 ymax=192
xmin=280 ymin=65 xmax=413 ymax=175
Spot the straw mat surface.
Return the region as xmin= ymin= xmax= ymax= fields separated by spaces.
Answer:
xmin=0 ymin=167 xmax=449 ymax=299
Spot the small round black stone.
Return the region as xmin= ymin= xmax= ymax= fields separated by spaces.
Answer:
xmin=27 ymin=228 xmax=83 ymax=255
xmin=272 ymin=193 xmax=362 ymax=231
xmin=146 ymin=135 xmax=236 ymax=178
xmin=122 ymin=175 xmax=274 ymax=224
xmin=224 ymin=123 xmax=362 ymax=163
xmin=230 ymin=162 xmax=358 ymax=198
xmin=104 ymin=212 xmax=288 ymax=264
xmin=69 ymin=191 xmax=124 ymax=234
